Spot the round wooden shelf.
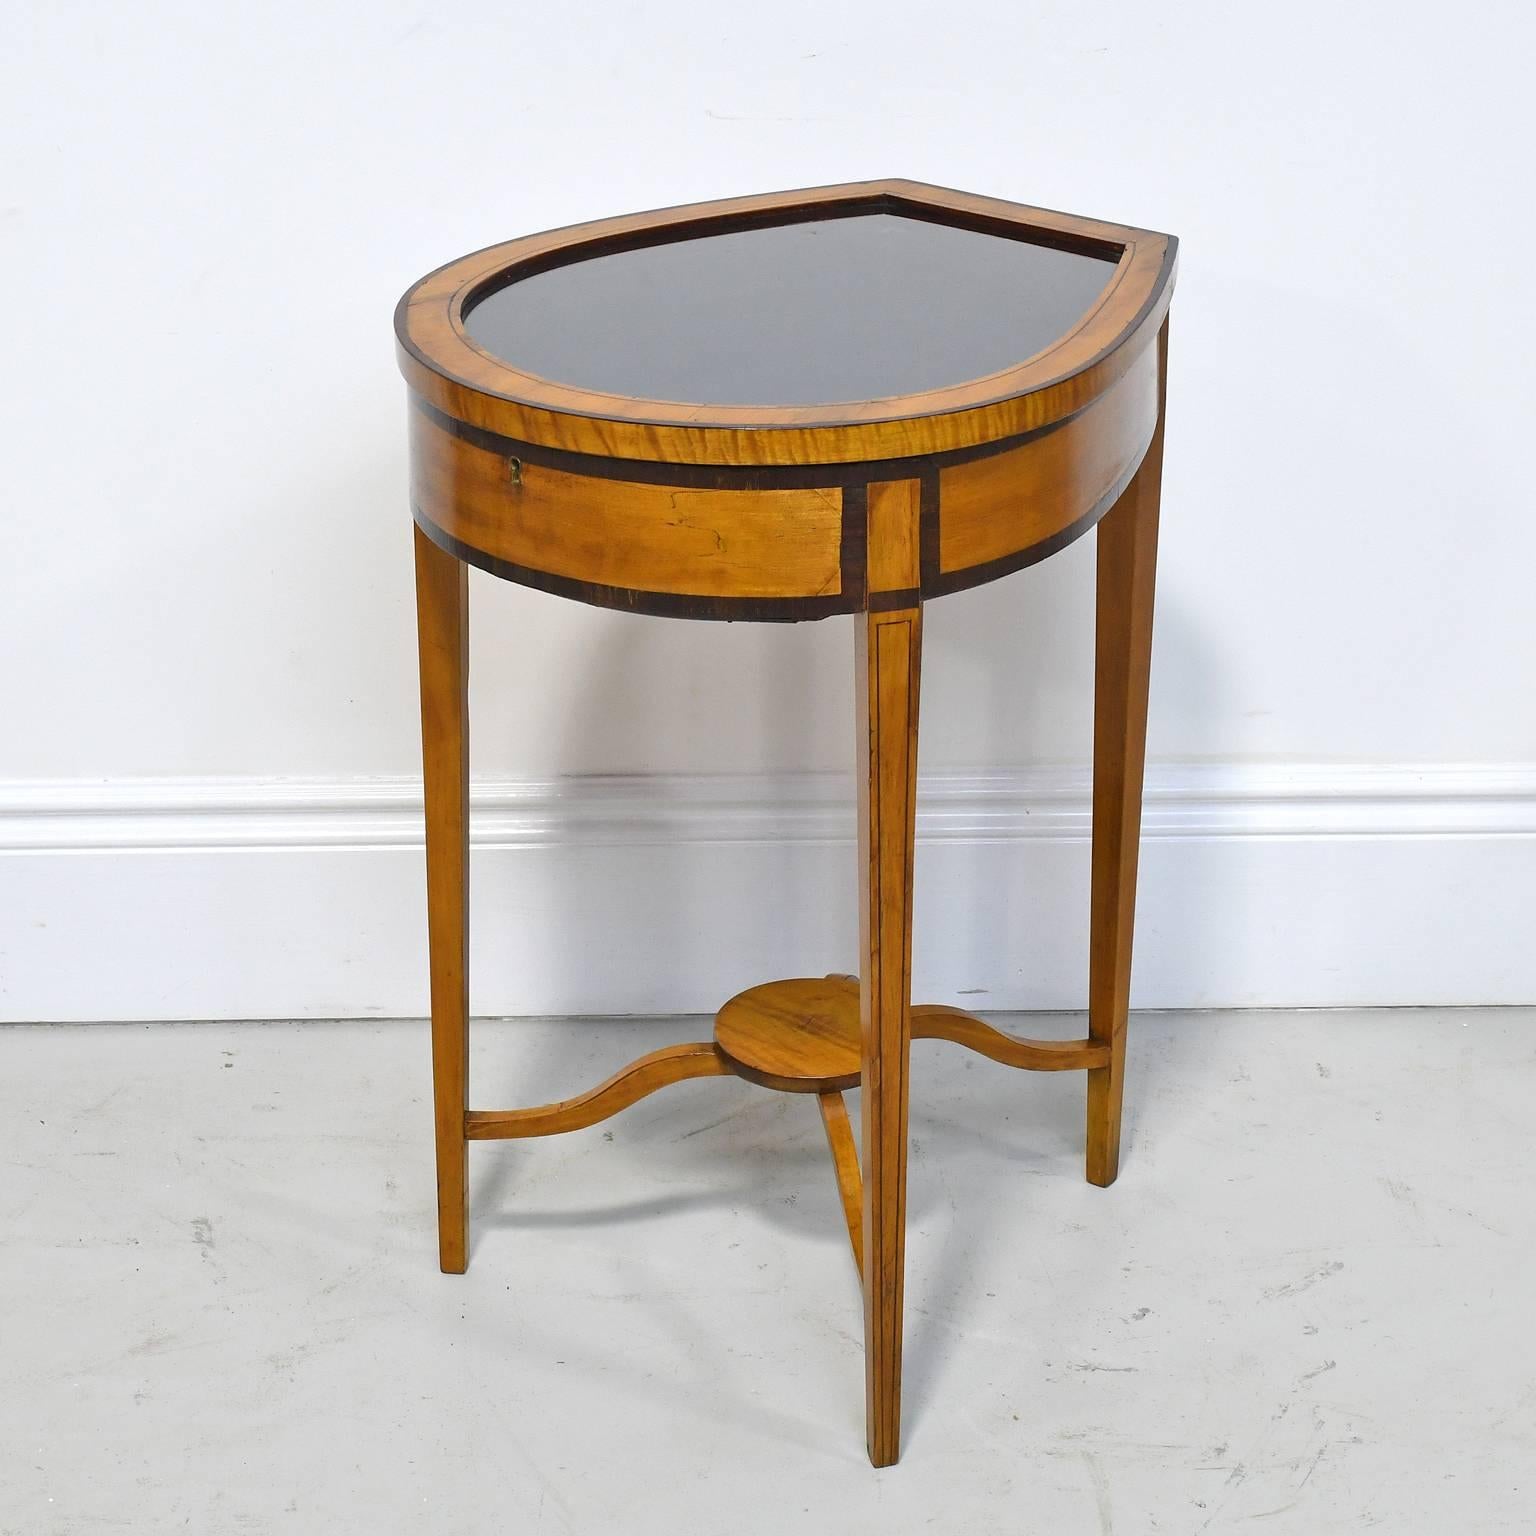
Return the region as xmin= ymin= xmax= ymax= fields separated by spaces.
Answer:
xmin=713 ymin=976 xmax=861 ymax=1093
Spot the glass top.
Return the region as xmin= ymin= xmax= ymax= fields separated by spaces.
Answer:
xmin=461 ymin=213 xmax=1119 ymax=408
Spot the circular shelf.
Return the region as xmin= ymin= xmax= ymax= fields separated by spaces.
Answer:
xmin=713 ymin=976 xmax=861 ymax=1093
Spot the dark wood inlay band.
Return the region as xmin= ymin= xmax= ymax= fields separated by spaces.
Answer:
xmin=408 ymin=390 xmax=1097 ymax=492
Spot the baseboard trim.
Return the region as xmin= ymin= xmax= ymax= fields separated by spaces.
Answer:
xmin=3 ymin=765 xmax=1532 ymax=1019
xmin=3 ymin=762 xmax=1532 ymax=853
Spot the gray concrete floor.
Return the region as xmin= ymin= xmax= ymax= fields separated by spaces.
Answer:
xmin=3 ymin=1009 xmax=1533 ymax=1533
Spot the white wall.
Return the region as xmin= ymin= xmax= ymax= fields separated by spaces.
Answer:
xmin=3 ymin=2 xmax=1534 ymax=1019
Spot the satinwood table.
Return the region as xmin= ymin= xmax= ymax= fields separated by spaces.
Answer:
xmin=395 ymin=180 xmax=1176 ymax=1466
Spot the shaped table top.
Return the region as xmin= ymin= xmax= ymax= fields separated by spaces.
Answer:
xmin=398 ymin=183 xmax=1176 ymax=620
xmin=396 ymin=180 xmax=1175 ymax=469
xmin=461 ymin=212 xmax=1118 ymax=408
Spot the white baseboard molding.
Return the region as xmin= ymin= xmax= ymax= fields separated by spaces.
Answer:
xmin=2 ymin=764 xmax=1532 ymax=1020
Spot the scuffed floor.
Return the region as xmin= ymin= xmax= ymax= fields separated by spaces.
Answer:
xmin=3 ymin=1009 xmax=1533 ymax=1532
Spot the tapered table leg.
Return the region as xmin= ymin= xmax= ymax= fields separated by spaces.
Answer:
xmin=1086 ymin=319 xmax=1167 ymax=1188
xmin=857 ymin=599 xmax=921 ymax=1467
xmin=414 ymin=524 xmax=470 ymax=1272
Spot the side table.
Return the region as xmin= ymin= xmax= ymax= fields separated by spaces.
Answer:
xmin=395 ymin=180 xmax=1175 ymax=1465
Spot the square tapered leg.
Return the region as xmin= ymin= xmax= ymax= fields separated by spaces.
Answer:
xmin=414 ymin=525 xmax=470 ymax=1272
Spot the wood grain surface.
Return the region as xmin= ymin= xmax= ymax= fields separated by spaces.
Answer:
xmin=857 ymin=600 xmax=922 ymax=1467
xmin=397 ymin=179 xmax=1174 ymax=467
xmin=714 ymin=975 xmax=863 ymax=1092
xmin=410 ymin=404 xmax=847 ymax=609
xmin=400 ymin=182 xmax=1175 ymax=622
xmin=1086 ymin=317 xmax=1167 ymax=1188
xmin=413 ymin=525 xmax=470 ymax=1275
xmin=466 ymin=1043 xmax=733 ymax=1139
xmin=817 ymin=1090 xmax=865 ymax=1279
